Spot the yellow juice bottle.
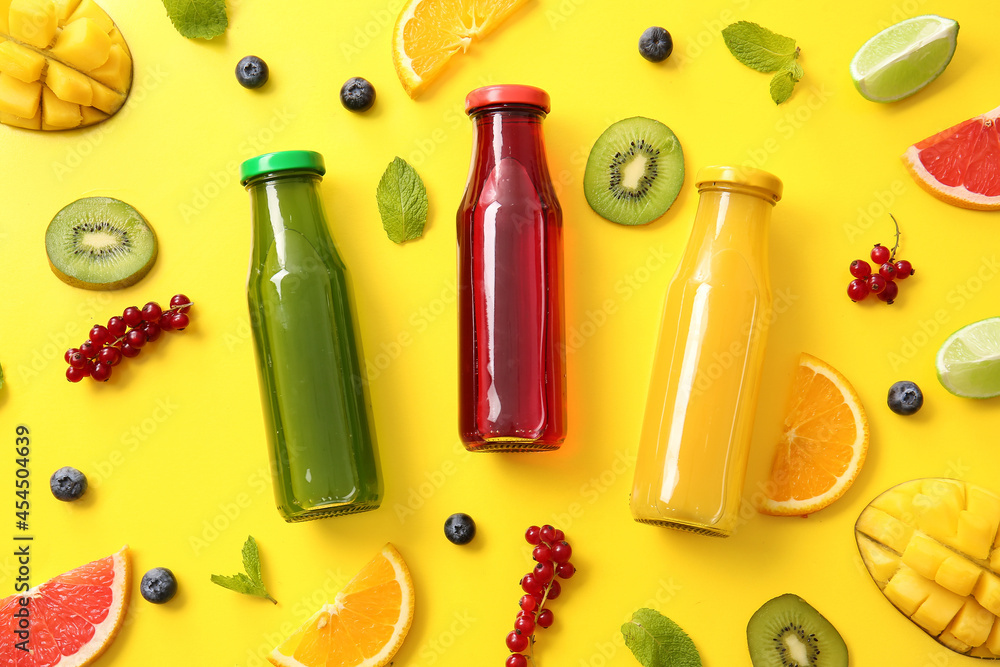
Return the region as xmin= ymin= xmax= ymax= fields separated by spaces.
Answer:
xmin=630 ymin=166 xmax=782 ymax=536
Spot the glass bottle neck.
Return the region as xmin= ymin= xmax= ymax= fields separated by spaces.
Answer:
xmin=247 ymin=171 xmax=328 ymax=243
xmin=689 ymin=187 xmax=773 ymax=259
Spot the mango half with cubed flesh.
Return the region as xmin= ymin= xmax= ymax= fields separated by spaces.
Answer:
xmin=0 ymin=0 xmax=131 ymax=130
xmin=856 ymin=478 xmax=1000 ymax=658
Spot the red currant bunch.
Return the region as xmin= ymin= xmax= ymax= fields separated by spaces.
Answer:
xmin=505 ymin=525 xmax=575 ymax=666
xmin=65 ymin=294 xmax=193 ymax=383
xmin=846 ymin=215 xmax=915 ymax=305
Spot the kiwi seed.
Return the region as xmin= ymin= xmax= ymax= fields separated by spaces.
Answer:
xmin=747 ymin=593 xmax=848 ymax=667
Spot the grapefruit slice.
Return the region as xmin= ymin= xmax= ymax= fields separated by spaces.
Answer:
xmin=758 ymin=354 xmax=869 ymax=516
xmin=268 ymin=543 xmax=414 ymax=667
xmin=0 ymin=546 xmax=130 ymax=666
xmin=901 ymin=104 xmax=1000 ymax=210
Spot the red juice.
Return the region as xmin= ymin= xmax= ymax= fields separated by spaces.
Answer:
xmin=458 ymin=85 xmax=566 ymax=452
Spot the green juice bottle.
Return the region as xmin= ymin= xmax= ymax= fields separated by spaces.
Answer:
xmin=240 ymin=150 xmax=382 ymax=522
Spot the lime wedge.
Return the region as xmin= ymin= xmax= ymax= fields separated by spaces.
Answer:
xmin=850 ymin=15 xmax=959 ymax=103
xmin=936 ymin=317 xmax=1000 ymax=398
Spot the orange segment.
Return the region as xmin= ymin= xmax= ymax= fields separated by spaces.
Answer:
xmin=392 ymin=0 xmax=530 ymax=97
xmin=0 ymin=546 xmax=130 ymax=667
xmin=901 ymin=104 xmax=1000 ymax=210
xmin=269 ymin=544 xmax=414 ymax=667
xmin=759 ymin=353 xmax=869 ymax=516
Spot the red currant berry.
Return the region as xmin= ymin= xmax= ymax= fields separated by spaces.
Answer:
xmin=531 ymin=591 xmax=544 ymax=605
xmin=107 ymin=316 xmax=127 ymax=339
xmin=80 ymin=340 xmax=98 ymax=358
xmin=89 ymin=324 xmax=110 ymax=346
xmin=158 ymin=313 xmax=175 ymax=331
xmin=878 ymin=280 xmax=899 ymax=304
xmin=551 ymin=541 xmax=572 ymax=563
xmin=506 ymin=631 xmax=529 ymax=652
xmin=519 ymin=595 xmax=537 ymax=613
xmin=514 ymin=615 xmax=535 ymax=635
xmin=98 ymin=347 xmax=122 ymax=367
xmin=546 ymin=580 xmax=562 ymax=600
xmin=142 ymin=321 xmax=162 ymax=342
xmin=533 ymin=561 xmax=554 ymax=584
xmin=122 ymin=306 xmax=143 ymax=327
xmin=532 ymin=545 xmax=552 ymax=563
xmin=867 ymin=274 xmax=887 ymax=294
xmin=895 ymin=259 xmax=914 ymax=278
xmin=870 ymin=243 xmax=891 ymax=264
xmin=556 ymin=562 xmax=576 ymax=579
xmin=125 ymin=330 xmax=148 ymax=348
xmin=64 ymin=348 xmax=78 ymax=364
xmin=552 ymin=529 xmax=565 ymax=542
xmin=142 ymin=302 xmax=162 ymax=322
xmin=170 ymin=312 xmax=190 ymax=330
xmin=66 ymin=366 xmax=85 ymax=382
xmin=91 ymin=362 xmax=112 ymax=382
xmin=67 ymin=350 xmax=87 ymax=369
xmin=539 ymin=525 xmax=557 ymax=544
xmin=170 ymin=294 xmax=192 ymax=313
xmin=537 ymin=609 xmax=554 ymax=629
xmin=525 ymin=526 xmax=541 ymax=545
xmin=520 ymin=574 xmax=543 ymax=596
xmin=879 ymin=262 xmax=897 ymax=281
xmin=849 ymin=260 xmax=872 ymax=278
xmin=506 ymin=655 xmax=528 ymax=667
xmin=120 ymin=343 xmax=141 ymax=358
xmin=847 ymin=279 xmax=870 ymax=302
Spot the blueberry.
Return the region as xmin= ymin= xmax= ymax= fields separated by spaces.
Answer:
xmin=50 ymin=467 xmax=87 ymax=501
xmin=888 ymin=380 xmax=923 ymax=415
xmin=444 ymin=513 xmax=476 ymax=545
xmin=638 ymin=26 xmax=673 ymax=62
xmin=236 ymin=56 xmax=269 ymax=89
xmin=140 ymin=567 xmax=178 ymax=604
xmin=340 ymin=77 xmax=376 ymax=112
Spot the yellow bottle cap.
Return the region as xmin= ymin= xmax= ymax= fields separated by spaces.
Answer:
xmin=695 ymin=165 xmax=783 ymax=203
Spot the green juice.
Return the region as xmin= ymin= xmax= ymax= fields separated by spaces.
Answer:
xmin=242 ymin=152 xmax=381 ymax=522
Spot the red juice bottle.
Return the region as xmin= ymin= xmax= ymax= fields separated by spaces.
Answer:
xmin=458 ymin=85 xmax=566 ymax=452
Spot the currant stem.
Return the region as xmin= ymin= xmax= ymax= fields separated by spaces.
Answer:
xmin=889 ymin=214 xmax=901 ymax=260
xmin=526 ymin=580 xmax=553 ymax=667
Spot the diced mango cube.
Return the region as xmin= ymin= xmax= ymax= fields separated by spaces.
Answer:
xmin=859 ymin=535 xmax=901 ymax=585
xmin=884 ymin=566 xmax=936 ymax=615
xmin=921 ymin=479 xmax=966 ymax=510
xmin=0 ymin=0 xmax=12 ymax=32
xmin=66 ymin=0 xmax=111 ymax=33
xmin=41 ymin=84 xmax=79 ymax=128
xmin=912 ymin=585 xmax=967 ymax=635
xmin=967 ymin=487 xmax=1000 ymax=529
xmin=937 ymin=630 xmax=971 ymax=654
xmin=936 ymin=555 xmax=982 ymax=596
xmin=88 ymin=77 xmax=121 ymax=113
xmin=87 ymin=43 xmax=129 ymax=92
xmin=0 ymin=71 xmax=41 ymax=117
xmin=44 ymin=59 xmax=91 ymax=104
xmin=902 ymin=533 xmax=953 ymax=580
xmin=986 ymin=616 xmax=1000 ymax=655
xmin=107 ymin=26 xmax=127 ymax=52
xmin=974 ymin=572 xmax=1000 ymax=616
xmin=50 ymin=17 xmax=111 ymax=71
xmin=956 ymin=510 xmax=995 ymax=560
xmin=0 ymin=108 xmax=40 ymax=128
xmin=914 ymin=494 xmax=959 ymax=543
xmin=857 ymin=507 xmax=914 ymax=553
xmin=971 ymin=644 xmax=1000 ymax=658
xmin=948 ymin=599 xmax=995 ymax=648
xmin=52 ymin=0 xmax=80 ymax=20
xmin=8 ymin=0 xmax=58 ymax=48
xmin=0 ymin=39 xmax=46 ymax=83
xmin=872 ymin=489 xmax=917 ymax=521
xmin=78 ymin=103 xmax=105 ymax=124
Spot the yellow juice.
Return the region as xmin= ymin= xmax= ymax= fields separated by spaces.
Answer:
xmin=630 ymin=166 xmax=782 ymax=536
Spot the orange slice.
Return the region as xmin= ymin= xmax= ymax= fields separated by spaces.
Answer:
xmin=759 ymin=354 xmax=869 ymax=516
xmin=268 ymin=544 xmax=415 ymax=667
xmin=392 ymin=0 xmax=530 ymax=97
xmin=0 ymin=545 xmax=130 ymax=666
xmin=901 ymin=104 xmax=1000 ymax=210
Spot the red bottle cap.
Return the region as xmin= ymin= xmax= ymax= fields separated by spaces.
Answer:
xmin=465 ymin=85 xmax=550 ymax=115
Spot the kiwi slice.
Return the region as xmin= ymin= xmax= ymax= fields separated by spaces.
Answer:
xmin=747 ymin=594 xmax=848 ymax=667
xmin=45 ymin=197 xmax=157 ymax=290
xmin=583 ymin=116 xmax=684 ymax=226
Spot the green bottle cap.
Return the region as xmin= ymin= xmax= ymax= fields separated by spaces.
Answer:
xmin=240 ymin=150 xmax=326 ymax=185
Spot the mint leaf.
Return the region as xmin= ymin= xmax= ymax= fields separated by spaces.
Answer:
xmin=722 ymin=21 xmax=798 ymax=72
xmin=376 ymin=157 xmax=428 ymax=244
xmin=211 ymin=536 xmax=276 ymax=603
xmin=622 ymin=608 xmax=701 ymax=667
xmin=0 ymin=362 xmax=4 ymax=390
xmin=161 ymin=0 xmax=228 ymax=39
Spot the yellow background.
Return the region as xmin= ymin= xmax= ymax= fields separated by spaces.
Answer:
xmin=1 ymin=0 xmax=999 ymax=664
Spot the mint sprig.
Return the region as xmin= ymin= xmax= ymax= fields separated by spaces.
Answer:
xmin=722 ymin=21 xmax=803 ymax=104
xmin=161 ymin=0 xmax=228 ymax=39
xmin=376 ymin=157 xmax=428 ymax=244
xmin=622 ymin=608 xmax=701 ymax=667
xmin=210 ymin=536 xmax=276 ymax=603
